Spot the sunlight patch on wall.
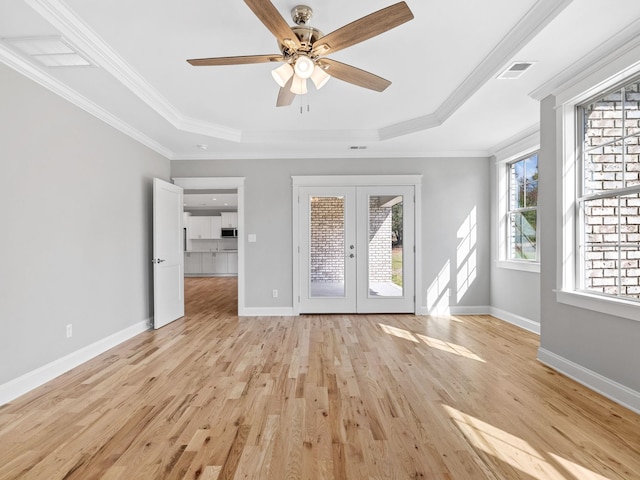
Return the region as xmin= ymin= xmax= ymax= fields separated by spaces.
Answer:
xmin=426 ymin=260 xmax=451 ymax=315
xmin=416 ymin=334 xmax=485 ymax=362
xmin=457 ymin=206 xmax=477 ymax=302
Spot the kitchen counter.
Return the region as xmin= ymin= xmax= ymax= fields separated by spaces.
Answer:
xmin=184 ymin=250 xmax=238 ymax=275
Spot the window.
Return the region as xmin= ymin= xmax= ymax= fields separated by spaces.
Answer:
xmin=577 ymin=77 xmax=640 ymax=300
xmin=507 ymin=153 xmax=538 ymax=261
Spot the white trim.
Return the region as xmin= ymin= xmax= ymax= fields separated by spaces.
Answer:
xmin=492 ymin=126 xmax=540 ymax=163
xmin=496 ymin=260 xmax=540 ymax=273
xmin=172 ymin=177 xmax=245 ymax=190
xmin=292 ymin=175 xmax=422 ymax=316
xmin=241 ymin=307 xmax=296 ymax=317
xmin=0 ymin=320 xmax=149 ymax=407
xmin=531 ymin=17 xmax=640 ymax=102
xmin=379 ymin=0 xmax=572 ymax=141
xmin=490 ymin=307 xmax=540 ymax=334
xmin=449 ymin=306 xmax=491 ymax=315
xmin=292 ymin=175 xmax=423 ymax=187
xmin=0 ymin=42 xmax=172 ymax=159
xmin=555 ymin=290 xmax=640 ymax=323
xmin=21 ymin=0 xmax=570 ymax=146
xmin=538 ymin=348 xmax=640 ymax=415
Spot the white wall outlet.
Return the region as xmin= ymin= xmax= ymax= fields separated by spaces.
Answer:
xmin=272 ymin=289 xmax=278 ymax=298
xmin=248 ymin=234 xmax=257 ymax=243
xmin=66 ymin=324 xmax=72 ymax=338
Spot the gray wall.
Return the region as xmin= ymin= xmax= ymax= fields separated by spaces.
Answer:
xmin=171 ymin=156 xmax=491 ymax=312
xmin=0 ymin=64 xmax=170 ymax=385
xmin=489 ymin=159 xmax=540 ymax=325
xmin=539 ymin=95 xmax=640 ymax=393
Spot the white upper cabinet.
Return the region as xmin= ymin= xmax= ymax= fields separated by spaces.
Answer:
xmin=220 ymin=212 xmax=238 ymax=228
xmin=211 ymin=216 xmax=222 ymax=239
xmin=189 ymin=216 xmax=213 ymax=239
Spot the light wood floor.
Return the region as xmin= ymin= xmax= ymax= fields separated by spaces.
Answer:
xmin=1 ymin=277 xmax=639 ymax=479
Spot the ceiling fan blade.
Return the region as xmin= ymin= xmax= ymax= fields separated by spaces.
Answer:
xmin=276 ymin=76 xmax=296 ymax=107
xmin=244 ymin=0 xmax=302 ymax=51
xmin=319 ymin=59 xmax=391 ymax=92
xmin=187 ymin=54 xmax=284 ymax=66
xmin=311 ymin=2 xmax=414 ymax=57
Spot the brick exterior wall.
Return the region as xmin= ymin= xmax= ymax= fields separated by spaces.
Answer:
xmin=368 ymin=197 xmax=393 ymax=283
xmin=309 ymin=196 xmax=394 ymax=284
xmin=310 ymin=197 xmax=345 ymax=282
xmin=582 ymin=80 xmax=640 ymax=297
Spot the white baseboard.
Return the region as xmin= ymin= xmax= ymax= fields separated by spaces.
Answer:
xmin=240 ymin=307 xmax=295 ymax=317
xmin=0 ymin=319 xmax=150 ymax=406
xmin=417 ymin=305 xmax=491 ymax=316
xmin=489 ymin=307 xmax=540 ymax=335
xmin=538 ymin=348 xmax=640 ymax=415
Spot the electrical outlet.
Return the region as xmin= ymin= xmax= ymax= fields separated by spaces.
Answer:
xmin=272 ymin=289 xmax=278 ymax=298
xmin=66 ymin=324 xmax=72 ymax=338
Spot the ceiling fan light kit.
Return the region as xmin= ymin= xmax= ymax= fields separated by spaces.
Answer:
xmin=290 ymin=74 xmax=308 ymax=95
xmin=187 ymin=0 xmax=414 ymax=107
xmin=310 ymin=65 xmax=331 ymax=90
xmin=271 ymin=62 xmax=294 ymax=87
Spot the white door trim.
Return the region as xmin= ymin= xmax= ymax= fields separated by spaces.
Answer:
xmin=172 ymin=176 xmax=246 ymax=316
xmin=292 ymin=175 xmax=422 ymax=315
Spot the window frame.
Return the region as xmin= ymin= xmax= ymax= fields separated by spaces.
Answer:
xmin=496 ymin=147 xmax=540 ymax=273
xmin=507 ymin=153 xmax=539 ymax=263
xmin=557 ymin=65 xmax=640 ymax=322
xmin=574 ymin=77 xmax=640 ymax=301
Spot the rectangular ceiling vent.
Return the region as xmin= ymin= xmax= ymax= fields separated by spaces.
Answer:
xmin=3 ymin=36 xmax=92 ymax=67
xmin=497 ymin=61 xmax=535 ymax=80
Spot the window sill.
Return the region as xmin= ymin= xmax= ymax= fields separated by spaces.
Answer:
xmin=496 ymin=260 xmax=540 ymax=273
xmin=556 ymin=290 xmax=640 ymax=323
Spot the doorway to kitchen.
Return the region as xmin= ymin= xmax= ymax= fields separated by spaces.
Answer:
xmin=293 ymin=176 xmax=422 ymax=315
xmin=172 ymin=177 xmax=246 ymax=315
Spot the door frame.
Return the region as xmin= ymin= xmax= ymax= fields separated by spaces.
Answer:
xmin=172 ymin=176 xmax=246 ymax=316
xmin=292 ymin=175 xmax=422 ymax=315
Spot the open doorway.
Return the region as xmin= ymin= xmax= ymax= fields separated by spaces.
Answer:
xmin=173 ymin=177 xmax=245 ymax=316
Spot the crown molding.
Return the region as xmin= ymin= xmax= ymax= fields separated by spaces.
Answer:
xmin=490 ymin=123 xmax=540 ymax=162
xmin=530 ymin=17 xmax=640 ymax=102
xmin=0 ymin=42 xmax=173 ymax=158
xmin=25 ymin=0 xmax=242 ymax=143
xmin=170 ymin=149 xmax=490 ymax=161
xmin=380 ymin=0 xmax=573 ymax=141
xmin=22 ymin=0 xmax=572 ymax=147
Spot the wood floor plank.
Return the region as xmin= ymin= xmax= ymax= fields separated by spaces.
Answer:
xmin=1 ymin=277 xmax=640 ymax=479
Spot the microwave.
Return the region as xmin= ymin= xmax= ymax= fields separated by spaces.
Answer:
xmin=221 ymin=228 xmax=237 ymax=238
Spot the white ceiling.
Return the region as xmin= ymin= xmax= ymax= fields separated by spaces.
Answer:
xmin=2 ymin=0 xmax=640 ymax=160
xmin=184 ymin=193 xmax=238 ymax=209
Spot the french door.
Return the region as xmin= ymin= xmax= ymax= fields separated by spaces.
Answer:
xmin=298 ymin=184 xmax=415 ymax=314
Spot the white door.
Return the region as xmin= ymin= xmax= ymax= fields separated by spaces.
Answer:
xmin=298 ymin=185 xmax=414 ymax=314
xmin=153 ymin=178 xmax=184 ymax=329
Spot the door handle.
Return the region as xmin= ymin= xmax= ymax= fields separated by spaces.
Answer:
xmin=152 ymin=258 xmax=166 ymax=264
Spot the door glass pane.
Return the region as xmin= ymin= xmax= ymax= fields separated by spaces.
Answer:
xmin=310 ymin=196 xmax=345 ymax=297
xmin=368 ymin=195 xmax=403 ymax=297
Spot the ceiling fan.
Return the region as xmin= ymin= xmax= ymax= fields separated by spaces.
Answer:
xmin=187 ymin=0 xmax=414 ymax=107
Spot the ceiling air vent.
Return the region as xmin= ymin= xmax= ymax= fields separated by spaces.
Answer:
xmin=497 ymin=62 xmax=535 ymax=80
xmin=3 ymin=36 xmax=92 ymax=67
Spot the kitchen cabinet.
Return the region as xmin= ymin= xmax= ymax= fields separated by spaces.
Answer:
xmin=227 ymin=252 xmax=238 ymax=274
xmin=188 ymin=216 xmax=222 ymax=239
xmin=211 ymin=216 xmax=222 ymax=239
xmin=220 ymin=212 xmax=238 ymax=228
xmin=185 ymin=251 xmax=238 ymax=275
xmin=184 ymin=252 xmax=202 ymax=274
xmin=188 ymin=216 xmax=211 ymax=239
